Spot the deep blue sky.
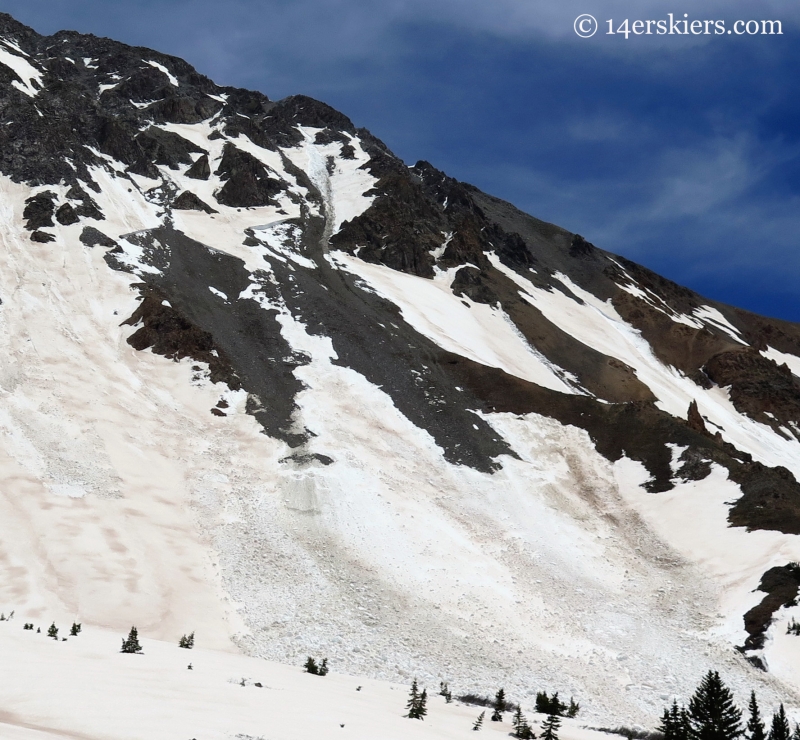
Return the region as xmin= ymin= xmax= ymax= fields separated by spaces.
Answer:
xmin=4 ymin=1 xmax=799 ymax=320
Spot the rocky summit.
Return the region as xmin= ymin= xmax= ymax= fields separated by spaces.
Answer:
xmin=0 ymin=11 xmax=799 ymax=733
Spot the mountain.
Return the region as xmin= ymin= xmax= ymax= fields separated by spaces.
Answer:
xmin=0 ymin=11 xmax=799 ymax=731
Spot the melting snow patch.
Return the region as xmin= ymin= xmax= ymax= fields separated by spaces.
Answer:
xmin=115 ymin=237 xmax=163 ymax=276
xmin=209 ymin=286 xmax=228 ymax=301
xmin=691 ymin=306 xmax=745 ymax=343
xmin=762 ymin=346 xmax=800 ymax=379
xmin=0 ymin=43 xmax=43 ymax=97
xmin=146 ymin=60 xmax=179 ymax=87
xmin=255 ymin=222 xmax=315 ymax=269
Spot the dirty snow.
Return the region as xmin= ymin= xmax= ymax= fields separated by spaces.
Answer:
xmin=0 ymin=619 xmax=634 ymax=740
xmin=0 ymin=101 xmax=797 ymax=738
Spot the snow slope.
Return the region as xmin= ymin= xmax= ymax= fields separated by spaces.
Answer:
xmin=0 ymin=161 xmax=798 ymax=727
xmin=0 ymin=619 xmax=626 ymax=740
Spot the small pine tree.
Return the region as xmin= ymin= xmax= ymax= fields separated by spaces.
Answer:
xmin=120 ymin=626 xmax=143 ymax=654
xmin=179 ymin=632 xmax=195 ymax=649
xmin=417 ymin=688 xmax=428 ymax=720
xmin=662 ymin=700 xmax=691 ymax=740
xmin=492 ymin=688 xmax=506 ymax=721
xmin=406 ymin=678 xmax=420 ymax=718
xmin=541 ymin=713 xmax=562 ymax=740
xmin=439 ymin=681 xmax=453 ymax=703
xmin=769 ymin=706 xmax=791 ymax=740
xmin=567 ymin=698 xmax=580 ymax=718
xmin=319 ymin=658 xmax=329 ymax=676
xmin=473 ymin=711 xmax=486 ymax=731
xmin=746 ymin=692 xmax=766 ymax=740
xmin=70 ymin=622 xmax=81 ymax=637
xmin=513 ymin=706 xmax=535 ymax=739
xmin=47 ymin=622 xmax=58 ymax=639
xmin=304 ymin=656 xmax=319 ymax=675
xmin=792 ymin=725 xmax=800 ymax=740
xmin=687 ymin=671 xmax=742 ymax=740
xmin=680 ymin=706 xmax=692 ymax=740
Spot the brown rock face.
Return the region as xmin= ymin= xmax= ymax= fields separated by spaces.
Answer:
xmin=704 ymin=348 xmax=800 ymax=433
xmin=687 ymin=400 xmax=707 ymax=434
xmin=742 ymin=563 xmax=800 ymax=650
xmin=123 ymin=293 xmax=239 ymax=389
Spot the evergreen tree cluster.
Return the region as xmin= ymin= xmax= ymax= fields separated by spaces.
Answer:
xmin=535 ymin=691 xmax=580 ymax=718
xmin=304 ymin=656 xmax=329 ymax=676
xmin=23 ymin=623 xmax=34 ymax=630
xmin=659 ymin=672 xmax=800 ymax=740
xmin=179 ymin=631 xmax=195 ymax=649
xmin=787 ymin=618 xmax=800 ymax=636
xmin=406 ymin=678 xmax=428 ymax=720
xmin=121 ymin=626 xmax=143 ymax=654
xmin=659 ymin=700 xmax=691 ymax=740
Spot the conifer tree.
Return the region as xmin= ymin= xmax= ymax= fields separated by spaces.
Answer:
xmin=687 ymin=671 xmax=742 ymax=740
xmin=746 ymin=692 xmax=766 ymax=740
xmin=792 ymin=725 xmax=800 ymax=740
xmin=492 ymin=688 xmax=506 ymax=721
xmin=567 ymin=698 xmax=580 ymax=718
xmin=417 ymin=688 xmax=428 ymax=720
xmin=473 ymin=711 xmax=486 ymax=731
xmin=47 ymin=622 xmax=58 ymax=639
xmin=440 ymin=681 xmax=452 ymax=702
xmin=406 ymin=678 xmax=420 ymax=718
xmin=179 ymin=631 xmax=195 ymax=649
xmin=120 ymin=626 xmax=143 ymax=654
xmin=513 ymin=706 xmax=535 ymax=739
xmin=768 ymin=706 xmax=791 ymax=740
xmin=662 ymin=700 xmax=691 ymax=740
xmin=318 ymin=658 xmax=329 ymax=676
xmin=541 ymin=712 xmax=562 ymax=740
xmin=304 ymin=656 xmax=319 ymax=675
xmin=70 ymin=622 xmax=81 ymax=637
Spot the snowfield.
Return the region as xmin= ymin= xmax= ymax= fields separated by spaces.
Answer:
xmin=0 ymin=620 xmax=630 ymax=740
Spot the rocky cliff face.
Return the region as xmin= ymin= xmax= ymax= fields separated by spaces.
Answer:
xmin=1 ymin=12 xmax=800 ymax=722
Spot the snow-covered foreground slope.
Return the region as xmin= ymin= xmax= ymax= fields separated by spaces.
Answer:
xmin=0 ymin=621 xmax=612 ymax=740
